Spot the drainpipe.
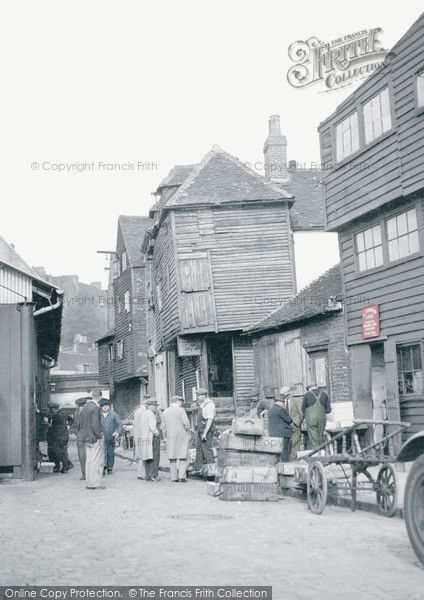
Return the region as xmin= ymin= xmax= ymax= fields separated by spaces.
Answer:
xmin=33 ymin=291 xmax=63 ymax=317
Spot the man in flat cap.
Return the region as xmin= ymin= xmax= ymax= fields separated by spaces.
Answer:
xmin=47 ymin=401 xmax=70 ymax=473
xmin=133 ymin=395 xmax=159 ymax=481
xmin=78 ymin=389 xmax=104 ymax=489
xmin=193 ymin=387 xmax=216 ymax=474
xmin=145 ymin=398 xmax=162 ymax=481
xmin=74 ymin=396 xmax=89 ymax=480
xmin=99 ymin=398 xmax=123 ymax=475
xmin=162 ymin=396 xmax=192 ymax=482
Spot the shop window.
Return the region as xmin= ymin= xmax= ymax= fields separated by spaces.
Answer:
xmin=355 ymin=225 xmax=383 ymax=272
xmin=387 ymin=208 xmax=419 ymax=262
xmin=336 ymin=112 xmax=359 ymax=162
xmin=363 ymin=87 xmax=392 ymax=143
xmin=397 ymin=344 xmax=423 ymax=395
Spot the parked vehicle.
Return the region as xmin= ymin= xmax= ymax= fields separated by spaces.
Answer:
xmin=397 ymin=432 xmax=424 ymax=566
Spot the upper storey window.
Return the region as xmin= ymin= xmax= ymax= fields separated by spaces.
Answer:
xmin=363 ymin=87 xmax=392 ymax=144
xmin=355 ymin=225 xmax=383 ymax=272
xmin=336 ymin=113 xmax=359 ymax=162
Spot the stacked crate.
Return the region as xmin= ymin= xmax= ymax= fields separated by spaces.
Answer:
xmin=216 ymin=430 xmax=282 ymax=501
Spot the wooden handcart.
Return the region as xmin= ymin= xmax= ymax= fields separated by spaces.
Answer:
xmin=305 ymin=420 xmax=410 ymax=517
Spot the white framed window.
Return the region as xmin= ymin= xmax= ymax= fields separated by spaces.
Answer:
xmin=387 ymin=208 xmax=419 ymax=262
xmin=115 ymin=340 xmax=124 ymax=360
xmin=121 ymin=252 xmax=127 ymax=272
xmin=124 ymin=290 xmax=130 ymax=312
xmin=363 ymin=87 xmax=392 ymax=144
xmin=416 ymin=69 xmax=424 ymax=109
xmin=336 ymin=112 xmax=359 ymax=162
xmin=356 ymin=225 xmax=383 ymax=272
xmin=397 ymin=344 xmax=423 ymax=395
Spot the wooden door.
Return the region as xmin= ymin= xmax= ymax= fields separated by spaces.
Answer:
xmin=178 ymin=253 xmax=216 ymax=330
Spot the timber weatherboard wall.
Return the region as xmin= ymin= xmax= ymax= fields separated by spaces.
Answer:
xmin=318 ymin=13 xmax=424 ymax=231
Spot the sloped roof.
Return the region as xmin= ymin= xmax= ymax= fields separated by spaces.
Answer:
xmin=0 ymin=235 xmax=59 ymax=289
xmin=156 ymin=164 xmax=197 ymax=192
xmin=284 ymin=169 xmax=325 ymax=230
xmin=96 ymin=328 xmax=115 ymax=344
xmin=164 ymin=147 xmax=293 ymax=208
xmin=118 ymin=216 xmax=153 ymax=267
xmin=246 ymin=263 xmax=342 ymax=334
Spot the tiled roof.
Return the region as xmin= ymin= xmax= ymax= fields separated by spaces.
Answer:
xmin=0 ymin=235 xmax=58 ymax=288
xmin=96 ymin=328 xmax=115 ymax=343
xmin=246 ymin=263 xmax=342 ymax=334
xmin=156 ymin=164 xmax=197 ymax=192
xmin=285 ymin=168 xmax=325 ymax=231
xmin=164 ymin=147 xmax=293 ymax=208
xmin=118 ymin=216 xmax=153 ymax=267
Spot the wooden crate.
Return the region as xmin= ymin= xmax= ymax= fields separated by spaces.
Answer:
xmin=218 ymin=431 xmax=282 ymax=454
xmin=217 ymin=449 xmax=277 ymax=468
xmin=219 ymin=482 xmax=280 ymax=502
xmin=221 ymin=466 xmax=278 ymax=484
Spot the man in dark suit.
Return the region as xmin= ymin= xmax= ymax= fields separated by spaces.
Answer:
xmin=78 ymin=389 xmax=104 ymax=489
xmin=268 ymin=395 xmax=293 ymax=462
xmin=47 ymin=402 xmax=70 ymax=473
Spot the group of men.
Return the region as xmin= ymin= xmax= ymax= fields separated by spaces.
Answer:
xmin=133 ymin=387 xmax=216 ymax=483
xmin=46 ymin=382 xmax=329 ymax=486
xmin=252 ymin=383 xmax=331 ymax=462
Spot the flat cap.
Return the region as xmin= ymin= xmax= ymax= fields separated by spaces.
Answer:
xmin=196 ymin=388 xmax=208 ymax=396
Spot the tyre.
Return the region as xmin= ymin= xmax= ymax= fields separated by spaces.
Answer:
xmin=404 ymin=454 xmax=424 ymax=565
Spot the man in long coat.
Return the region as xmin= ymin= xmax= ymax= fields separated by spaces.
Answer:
xmin=47 ymin=402 xmax=70 ymax=473
xmin=78 ymin=389 xmax=104 ymax=489
xmin=162 ymin=396 xmax=192 ymax=483
xmin=133 ymin=399 xmax=159 ymax=481
xmin=74 ymin=396 xmax=89 ymax=480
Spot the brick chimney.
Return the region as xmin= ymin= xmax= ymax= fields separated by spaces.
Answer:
xmin=263 ymin=115 xmax=288 ymax=183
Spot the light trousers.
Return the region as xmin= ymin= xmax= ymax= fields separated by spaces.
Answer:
xmin=85 ymin=438 xmax=104 ymax=488
xmin=169 ymin=458 xmax=187 ymax=481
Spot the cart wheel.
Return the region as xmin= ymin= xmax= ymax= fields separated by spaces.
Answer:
xmin=376 ymin=464 xmax=397 ymax=517
xmin=307 ymin=461 xmax=327 ymax=515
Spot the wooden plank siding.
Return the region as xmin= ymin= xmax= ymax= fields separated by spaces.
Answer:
xmin=319 ymin=14 xmax=424 ymax=231
xmin=232 ymin=335 xmax=255 ymax=410
xmin=338 ymin=197 xmax=424 ymax=344
xmin=171 ymin=203 xmax=296 ymax=333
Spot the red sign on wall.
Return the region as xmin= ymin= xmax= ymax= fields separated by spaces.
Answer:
xmin=361 ymin=304 xmax=380 ymax=339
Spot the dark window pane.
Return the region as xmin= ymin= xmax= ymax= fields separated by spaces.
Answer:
xmin=402 ymin=347 xmax=412 ymax=372
xmin=412 ymin=345 xmax=422 ymax=370
xmin=404 ymin=372 xmax=414 ymax=394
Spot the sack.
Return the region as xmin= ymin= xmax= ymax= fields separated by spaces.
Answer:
xmin=232 ymin=416 xmax=265 ymax=437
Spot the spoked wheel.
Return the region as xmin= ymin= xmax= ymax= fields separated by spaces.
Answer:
xmin=404 ymin=454 xmax=424 ymax=565
xmin=307 ymin=461 xmax=327 ymax=515
xmin=376 ymin=463 xmax=397 ymax=517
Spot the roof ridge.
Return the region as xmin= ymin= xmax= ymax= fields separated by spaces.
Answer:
xmin=246 ymin=262 xmax=341 ymax=332
xmin=165 ymin=146 xmax=294 ymax=208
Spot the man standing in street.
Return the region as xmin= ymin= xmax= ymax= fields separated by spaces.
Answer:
xmin=279 ymin=386 xmax=303 ymax=460
xmin=79 ymin=389 xmax=104 ymax=490
xmin=302 ymin=383 xmax=331 ymax=449
xmin=193 ymin=387 xmax=216 ymax=474
xmin=268 ymin=392 xmax=293 ymax=462
xmin=74 ymin=396 xmax=89 ymax=480
xmin=47 ymin=401 xmax=70 ymax=473
xmin=145 ymin=398 xmax=162 ymax=481
xmin=133 ymin=396 xmax=159 ymax=481
xmin=99 ymin=398 xmax=123 ymax=475
xmin=163 ymin=396 xmax=192 ymax=483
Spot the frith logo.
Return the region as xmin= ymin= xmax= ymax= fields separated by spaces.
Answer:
xmin=287 ymin=28 xmax=389 ymax=92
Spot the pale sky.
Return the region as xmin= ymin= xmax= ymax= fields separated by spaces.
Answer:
xmin=1 ymin=1 xmax=422 ymax=290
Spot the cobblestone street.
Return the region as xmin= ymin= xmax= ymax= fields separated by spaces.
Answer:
xmin=0 ymin=444 xmax=423 ymax=599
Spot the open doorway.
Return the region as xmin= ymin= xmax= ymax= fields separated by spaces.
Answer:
xmin=207 ymin=335 xmax=233 ymax=397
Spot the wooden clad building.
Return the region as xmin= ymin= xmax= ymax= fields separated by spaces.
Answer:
xmin=318 ymin=12 xmax=424 ymax=440
xmin=96 ymin=216 xmax=152 ymax=417
xmin=143 ymin=119 xmax=325 ymax=425
xmin=245 ymin=264 xmax=352 ymax=413
xmin=0 ymin=236 xmax=63 ymax=478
